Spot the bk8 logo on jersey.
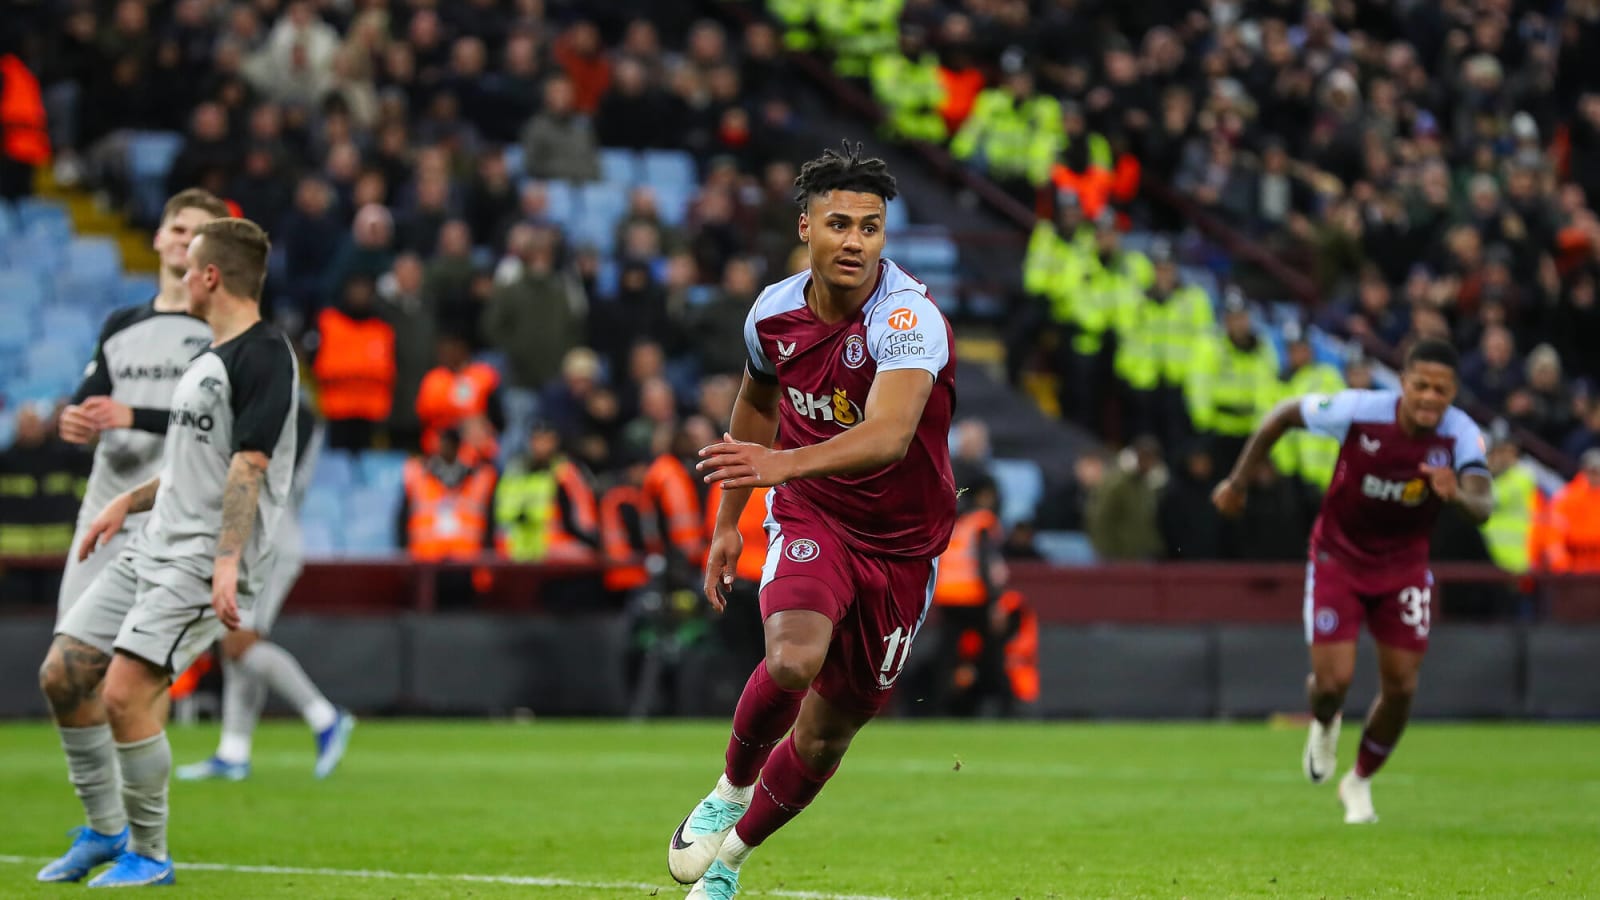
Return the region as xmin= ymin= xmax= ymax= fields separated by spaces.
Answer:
xmin=786 ymin=386 xmax=862 ymax=427
xmin=1361 ymin=474 xmax=1428 ymax=506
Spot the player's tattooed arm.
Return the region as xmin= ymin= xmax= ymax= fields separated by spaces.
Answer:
xmin=215 ymin=451 xmax=269 ymax=564
xmin=126 ymin=476 xmax=162 ymax=514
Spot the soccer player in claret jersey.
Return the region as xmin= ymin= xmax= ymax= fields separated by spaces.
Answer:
xmin=666 ymin=143 xmax=958 ymax=898
xmin=1213 ymin=338 xmax=1494 ymax=824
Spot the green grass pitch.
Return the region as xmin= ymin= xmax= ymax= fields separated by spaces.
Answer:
xmin=1 ymin=720 xmax=1596 ymax=898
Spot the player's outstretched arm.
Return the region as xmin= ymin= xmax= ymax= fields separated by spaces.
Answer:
xmin=79 ymin=396 xmax=172 ymax=435
xmin=212 ymin=451 xmax=268 ymax=630
xmin=1213 ymin=398 xmax=1307 ymax=516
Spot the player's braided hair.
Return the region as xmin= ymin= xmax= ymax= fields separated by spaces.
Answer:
xmin=793 ymin=140 xmax=898 ymax=208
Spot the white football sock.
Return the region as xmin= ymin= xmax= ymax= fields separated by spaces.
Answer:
xmin=58 ymin=724 xmax=126 ymax=835
xmin=238 ymin=642 xmax=337 ymax=733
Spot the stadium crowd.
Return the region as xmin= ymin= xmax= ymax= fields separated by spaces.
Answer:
xmin=1 ymin=0 xmax=1599 ymax=578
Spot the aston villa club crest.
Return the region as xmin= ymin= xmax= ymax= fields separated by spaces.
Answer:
xmin=842 ymin=334 xmax=866 ymax=369
xmin=1426 ymin=447 xmax=1451 ymax=469
xmin=785 ymin=538 xmax=820 ymax=563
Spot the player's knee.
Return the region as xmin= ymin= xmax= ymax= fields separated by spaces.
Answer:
xmin=764 ymin=643 xmax=824 ymax=692
xmin=1312 ymin=669 xmax=1353 ymax=697
xmin=39 ymin=637 xmax=109 ymax=720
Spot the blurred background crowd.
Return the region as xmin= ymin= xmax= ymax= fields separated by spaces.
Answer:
xmin=1 ymin=0 xmax=1597 ymax=623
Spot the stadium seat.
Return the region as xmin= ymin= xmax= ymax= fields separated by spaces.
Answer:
xmin=1121 ymin=231 xmax=1155 ymax=257
xmin=312 ymin=449 xmax=355 ymax=492
xmin=127 ymin=131 xmax=184 ymax=181
xmin=0 ymin=307 xmax=32 ymax=350
xmin=502 ymin=145 xmax=525 ymax=180
xmin=0 ymin=199 xmax=15 ymax=238
xmin=640 ymin=150 xmax=696 ymax=191
xmin=0 ymin=410 xmax=14 ymax=449
xmin=66 ymin=238 xmax=123 ymax=286
xmin=1032 ymin=530 xmax=1098 ymax=566
xmin=55 ymin=273 xmax=117 ymax=315
xmin=356 ymin=450 xmax=409 ymax=493
xmin=578 ymin=182 xmax=627 ymax=222
xmin=0 ymin=270 xmax=48 ymax=312
xmin=120 ymin=275 xmax=159 ymax=307
xmin=988 ymin=458 xmax=1044 ymax=527
xmin=600 ymin=148 xmax=641 ymax=186
xmin=15 ymin=199 xmax=71 ymax=238
xmin=37 ymin=306 xmax=98 ymax=347
xmin=570 ymin=209 xmax=617 ymax=256
xmin=885 ymin=197 xmax=909 ymax=231
xmin=541 ymin=180 xmax=578 ymax=228
xmin=299 ymin=519 xmax=341 ymax=557
xmin=652 ymin=184 xmax=692 ymax=227
xmin=891 ymin=229 xmax=958 ymax=273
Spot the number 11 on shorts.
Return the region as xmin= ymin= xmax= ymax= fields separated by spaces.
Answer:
xmin=879 ymin=626 xmax=914 ymax=688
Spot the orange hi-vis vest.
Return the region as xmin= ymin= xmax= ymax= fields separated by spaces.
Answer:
xmin=417 ymin=361 xmax=499 ymax=459
xmin=0 ymin=55 xmax=49 ymax=166
xmin=600 ymin=483 xmax=661 ymax=592
xmin=643 ymin=453 xmax=705 ymax=566
xmin=998 ymin=590 xmax=1039 ymax=703
xmin=704 ymin=486 xmax=772 ymax=583
xmin=403 ymin=457 xmax=496 ymax=561
xmin=313 ymin=308 xmax=396 ymax=422
xmin=1546 ymin=475 xmax=1600 ymax=573
xmin=935 ymin=508 xmax=1001 ymax=607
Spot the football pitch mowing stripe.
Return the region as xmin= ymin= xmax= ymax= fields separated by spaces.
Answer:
xmin=1 ymin=720 xmax=1596 ymax=898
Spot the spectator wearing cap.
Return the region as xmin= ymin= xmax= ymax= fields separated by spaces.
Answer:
xmin=1188 ymin=289 xmax=1280 ymax=475
xmin=1113 ymin=237 xmax=1213 ymax=451
xmin=519 ymin=74 xmax=600 ymax=183
xmin=1269 ymin=325 xmax=1345 ymax=496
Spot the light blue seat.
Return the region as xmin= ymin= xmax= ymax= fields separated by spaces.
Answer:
xmin=578 ymin=182 xmax=627 ymax=221
xmin=4 ymin=231 xmax=65 ymax=274
xmin=0 ymin=198 xmax=15 ymax=238
xmin=891 ymin=229 xmax=958 ymax=273
xmin=1032 ymin=530 xmax=1098 ymax=566
xmin=0 ymin=270 xmax=47 ymax=312
xmin=66 ymin=238 xmax=122 ymax=285
xmin=127 ymin=131 xmax=183 ymax=181
xmin=570 ymin=210 xmax=617 ymax=256
xmin=600 ymin=148 xmax=641 ymax=186
xmin=652 ymin=184 xmax=693 ymax=227
xmin=299 ymin=519 xmax=342 ymax=557
xmin=641 ymin=150 xmax=696 ymax=190
xmin=502 ymin=145 xmax=525 ymax=180
xmin=885 ymin=197 xmax=909 ymax=231
xmin=311 ymin=449 xmax=355 ymax=492
xmin=988 ymin=458 xmax=1044 ymax=528
xmin=16 ymin=199 xmax=71 ymax=238
xmin=38 ymin=306 xmax=98 ymax=345
xmin=119 ymin=275 xmax=159 ymax=307
xmin=0 ymin=411 xmax=15 ymax=449
xmin=1121 ymin=231 xmax=1156 ymax=256
xmin=53 ymin=273 xmax=117 ymax=316
xmin=0 ymin=308 xmax=30 ymax=350
xmin=541 ymin=180 xmax=577 ymax=228
xmin=356 ymin=450 xmax=409 ymax=493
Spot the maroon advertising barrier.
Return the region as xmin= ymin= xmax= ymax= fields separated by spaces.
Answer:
xmin=3 ymin=557 xmax=1597 ymax=623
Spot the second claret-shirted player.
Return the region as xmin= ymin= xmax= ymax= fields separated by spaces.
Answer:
xmin=1213 ymin=338 xmax=1494 ymax=824
xmin=666 ymin=143 xmax=959 ymax=899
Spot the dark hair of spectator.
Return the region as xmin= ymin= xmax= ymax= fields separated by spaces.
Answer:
xmin=162 ymin=187 xmax=231 ymax=223
xmin=793 ymin=141 xmax=898 ymax=208
xmin=1405 ymin=338 xmax=1460 ymax=372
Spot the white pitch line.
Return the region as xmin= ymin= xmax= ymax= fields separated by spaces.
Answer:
xmin=0 ymin=855 xmax=904 ymax=900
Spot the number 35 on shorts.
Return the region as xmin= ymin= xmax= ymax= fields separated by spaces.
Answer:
xmin=1397 ymin=584 xmax=1432 ymax=638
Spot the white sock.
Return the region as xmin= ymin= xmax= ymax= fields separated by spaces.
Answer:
xmin=58 ymin=724 xmax=126 ymax=835
xmin=216 ymin=658 xmax=267 ymax=764
xmin=116 ymin=733 xmax=170 ymax=861
xmin=238 ymin=642 xmax=337 ymax=732
xmin=718 ymin=831 xmax=753 ymax=871
xmin=715 ymin=773 xmax=754 ymax=806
